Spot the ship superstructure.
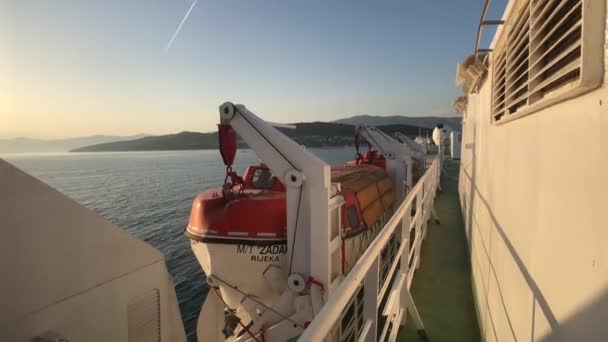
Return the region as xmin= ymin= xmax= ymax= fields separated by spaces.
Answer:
xmin=455 ymin=0 xmax=607 ymax=340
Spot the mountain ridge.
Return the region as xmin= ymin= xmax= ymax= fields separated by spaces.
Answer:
xmin=71 ymin=121 xmax=446 ymax=152
xmin=334 ymin=115 xmax=461 ymax=128
xmin=2 ymin=115 xmax=461 ymax=153
xmin=0 ymin=134 xmax=149 ymax=154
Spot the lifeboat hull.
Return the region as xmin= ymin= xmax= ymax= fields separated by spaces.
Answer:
xmin=190 ymin=239 xmax=288 ymax=320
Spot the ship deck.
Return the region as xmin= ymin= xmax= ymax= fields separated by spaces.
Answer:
xmin=398 ymin=159 xmax=480 ymax=342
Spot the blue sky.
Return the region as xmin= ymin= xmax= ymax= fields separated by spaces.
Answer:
xmin=1 ymin=0 xmax=506 ymax=138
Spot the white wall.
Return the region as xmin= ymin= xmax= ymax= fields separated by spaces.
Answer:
xmin=0 ymin=160 xmax=186 ymax=341
xmin=458 ymin=3 xmax=608 ymax=341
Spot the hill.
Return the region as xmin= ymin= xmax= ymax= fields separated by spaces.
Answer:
xmin=71 ymin=122 xmax=439 ymax=152
xmin=335 ymin=115 xmax=461 ymax=129
xmin=4 ymin=116 xmax=461 ymax=154
xmin=0 ymin=134 xmax=149 ymax=154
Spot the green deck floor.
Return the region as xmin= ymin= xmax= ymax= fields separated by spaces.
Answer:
xmin=398 ymin=159 xmax=480 ymax=342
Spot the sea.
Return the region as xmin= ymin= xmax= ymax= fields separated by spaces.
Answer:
xmin=3 ymin=147 xmax=355 ymax=340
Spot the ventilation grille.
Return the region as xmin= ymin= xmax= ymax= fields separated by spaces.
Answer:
xmin=506 ymin=2 xmax=530 ymax=115
xmin=491 ymin=0 xmax=595 ymax=123
xmin=128 ymin=289 xmax=161 ymax=342
xmin=529 ymin=0 xmax=582 ymax=99
xmin=493 ymin=49 xmax=507 ymax=121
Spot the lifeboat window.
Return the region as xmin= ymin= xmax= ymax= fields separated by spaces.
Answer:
xmin=252 ymin=168 xmax=274 ymax=189
xmin=346 ymin=205 xmax=360 ymax=228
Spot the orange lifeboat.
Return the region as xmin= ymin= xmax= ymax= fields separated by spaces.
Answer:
xmin=186 ymin=164 xmax=287 ymax=244
xmin=185 ymin=162 xmax=393 ymax=245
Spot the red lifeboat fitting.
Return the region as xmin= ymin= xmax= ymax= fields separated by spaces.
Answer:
xmin=346 ymin=129 xmax=387 ymax=169
xmin=186 ymin=164 xmax=287 ymax=243
xmin=345 ymin=149 xmax=386 ymax=169
xmin=186 ymin=124 xmax=288 ymax=243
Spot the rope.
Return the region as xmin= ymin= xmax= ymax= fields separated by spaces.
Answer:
xmin=211 ymin=274 xmax=304 ymax=328
xmin=212 ymin=287 xmax=262 ymax=342
xmin=288 ymin=186 xmax=303 ymax=274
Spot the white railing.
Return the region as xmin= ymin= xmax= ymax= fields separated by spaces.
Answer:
xmin=300 ymin=155 xmax=442 ymax=342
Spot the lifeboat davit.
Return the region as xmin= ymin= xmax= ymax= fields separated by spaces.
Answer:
xmin=185 ymin=124 xmax=395 ymax=338
xmin=185 ymin=162 xmax=394 ymax=303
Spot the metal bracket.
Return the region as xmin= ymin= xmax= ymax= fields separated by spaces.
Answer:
xmin=403 ymin=288 xmax=430 ymax=341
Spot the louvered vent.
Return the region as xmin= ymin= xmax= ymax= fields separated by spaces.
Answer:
xmin=529 ymin=0 xmax=582 ymax=101
xmin=492 ymin=49 xmax=507 ymax=121
xmin=506 ymin=2 xmax=530 ymax=115
xmin=491 ymin=0 xmax=603 ymax=123
xmin=128 ymin=289 xmax=161 ymax=342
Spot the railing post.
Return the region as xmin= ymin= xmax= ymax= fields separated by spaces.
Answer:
xmin=310 ymin=183 xmax=332 ymax=301
xmin=421 ymin=181 xmax=428 ymax=241
xmin=363 ymin=258 xmax=379 ymax=342
xmin=435 ymin=157 xmax=441 ymax=192
xmin=415 ymin=184 xmax=423 ymax=269
xmin=400 ymin=203 xmax=412 ymax=325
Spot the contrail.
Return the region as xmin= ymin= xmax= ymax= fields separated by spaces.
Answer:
xmin=165 ymin=0 xmax=198 ymax=51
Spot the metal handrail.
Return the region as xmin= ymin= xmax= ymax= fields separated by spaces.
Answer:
xmin=475 ymin=0 xmax=505 ymax=55
xmin=299 ymin=155 xmax=441 ymax=341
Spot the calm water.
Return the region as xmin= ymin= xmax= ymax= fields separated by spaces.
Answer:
xmin=3 ymin=148 xmax=354 ymax=340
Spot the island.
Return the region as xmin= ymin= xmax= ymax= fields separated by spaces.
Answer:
xmin=70 ymin=122 xmax=437 ymax=152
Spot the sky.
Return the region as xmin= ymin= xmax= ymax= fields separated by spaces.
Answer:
xmin=1 ymin=0 xmax=506 ymax=139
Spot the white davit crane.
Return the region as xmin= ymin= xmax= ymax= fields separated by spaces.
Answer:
xmin=204 ymin=102 xmax=337 ymax=341
xmin=355 ymin=125 xmax=414 ymax=201
xmin=394 ymin=132 xmax=425 ymax=160
xmin=218 ymin=102 xmax=331 ymax=281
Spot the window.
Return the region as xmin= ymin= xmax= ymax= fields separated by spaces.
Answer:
xmin=492 ymin=0 xmax=604 ymax=123
xmin=251 ymin=168 xmax=275 ymax=189
xmin=346 ymin=205 xmax=361 ymax=229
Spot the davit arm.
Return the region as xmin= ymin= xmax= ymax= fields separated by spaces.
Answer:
xmin=218 ymin=102 xmax=332 ymax=292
